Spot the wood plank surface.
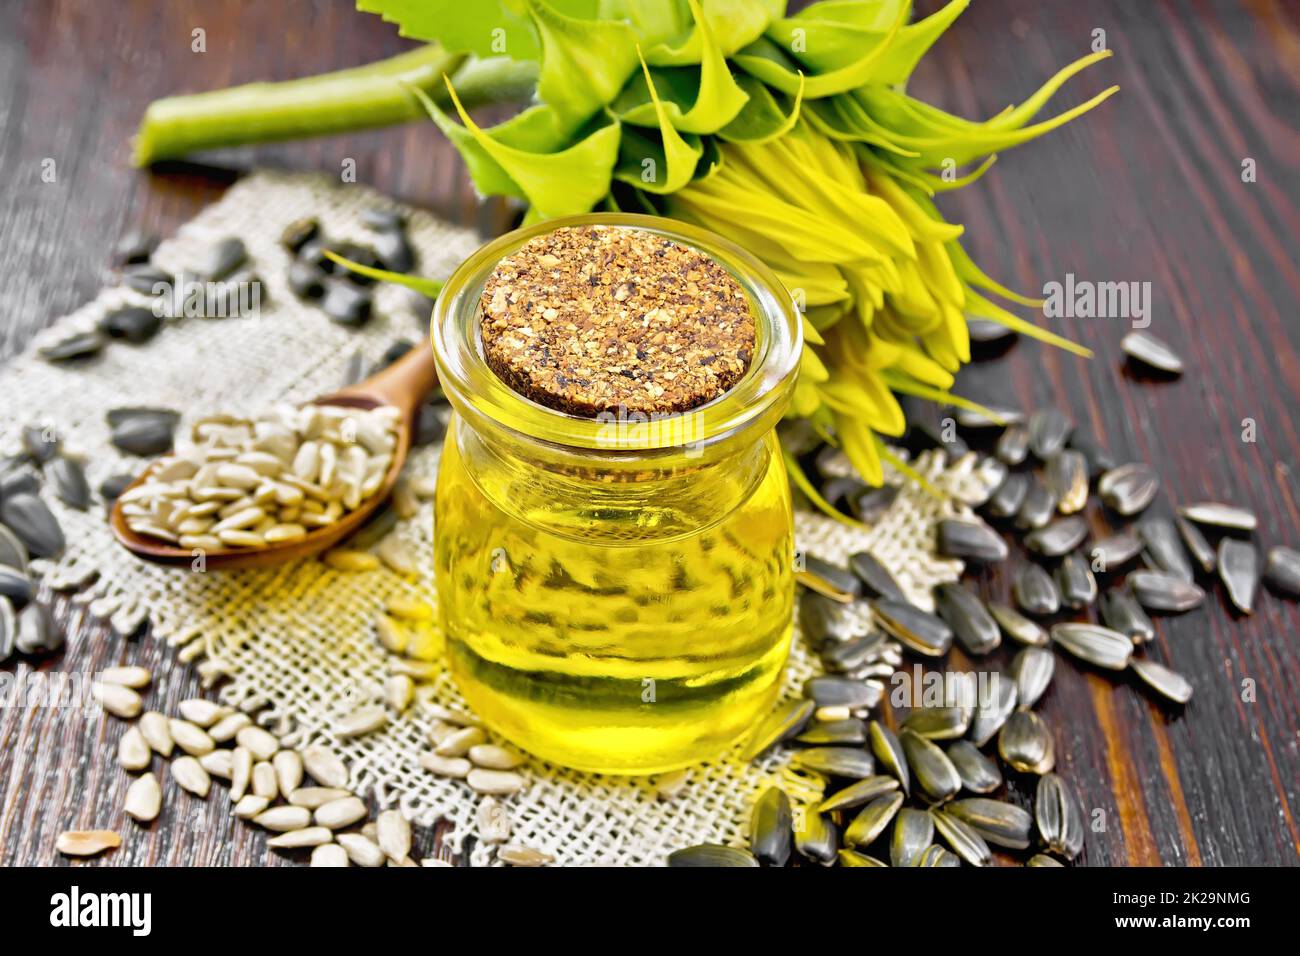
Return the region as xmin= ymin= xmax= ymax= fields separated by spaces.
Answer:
xmin=0 ymin=0 xmax=1296 ymax=866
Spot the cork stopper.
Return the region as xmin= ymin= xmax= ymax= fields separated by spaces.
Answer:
xmin=479 ymin=225 xmax=756 ymax=417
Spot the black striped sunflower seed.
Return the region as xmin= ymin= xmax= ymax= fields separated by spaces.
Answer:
xmin=986 ymin=473 xmax=1029 ymax=520
xmin=1011 ymin=646 xmax=1056 ymax=710
xmin=945 ymin=740 xmax=1003 ymax=794
xmin=1175 ymin=517 xmax=1216 ymax=574
xmin=740 ymin=698 xmax=814 ymax=760
xmin=931 ymin=807 xmax=992 ymax=866
xmin=1027 ymin=853 xmax=1065 ymax=867
xmin=934 ymin=583 xmax=1000 ymax=655
xmin=749 ymin=787 xmax=792 ymax=866
xmin=804 ymin=675 xmax=879 ymax=710
xmin=1098 ymin=589 xmax=1155 ymax=643
xmin=869 ymin=721 xmax=910 ymax=796
xmin=793 ymin=809 xmax=838 ymax=864
xmin=667 ymin=844 xmax=759 ymax=867
xmin=48 ymin=458 xmax=90 ymax=510
xmin=1130 ymin=658 xmax=1193 ymax=704
xmin=795 ymin=718 xmax=867 ymax=746
xmin=871 ymin=599 xmax=952 ymax=658
xmin=844 ymin=791 xmax=903 ymax=848
xmin=996 ymin=424 xmax=1030 ymax=466
xmin=1045 ymin=450 xmax=1088 ymax=514
xmin=1128 ymin=570 xmax=1205 ymax=614
xmin=817 ymin=775 xmax=900 ymax=813
xmin=1014 ymin=479 xmax=1058 ymax=531
xmin=1024 ymin=516 xmax=1089 ymax=558
xmin=1050 ymin=623 xmax=1133 ymax=670
xmin=914 ymin=844 xmax=961 ymax=867
xmin=789 ymin=747 xmax=876 ymax=780
xmin=901 ymin=706 xmax=971 ymax=741
xmin=1013 ymin=563 xmax=1060 ymax=616
xmin=1098 ymin=463 xmax=1159 ymax=517
xmin=1089 ymin=532 xmax=1143 ymax=573
xmin=0 ymin=596 xmax=15 ymax=663
xmin=1137 ymin=519 xmax=1194 ymax=583
xmin=968 ymin=675 xmax=1018 ymax=748
xmin=1035 ymin=773 xmax=1086 ymax=860
xmin=847 ymin=485 xmax=899 ymax=524
xmin=820 ymin=632 xmax=888 ymax=674
xmin=936 ymin=518 xmax=1008 ymax=563
xmin=837 ymin=849 xmax=887 ymax=867
xmin=890 ymin=808 xmax=934 ymax=867
xmin=847 ymin=550 xmax=906 ymax=602
xmin=0 ymin=493 xmax=65 ymax=559
xmin=1179 ymin=501 xmax=1257 ymax=533
xmin=1027 ymin=408 xmax=1073 ymax=460
xmin=0 ymin=523 xmax=27 ymax=572
xmin=802 ymin=554 xmax=862 ymax=599
xmin=1055 ymin=551 xmax=1098 ymax=609
xmin=1264 ymin=546 xmax=1300 ymax=598
xmin=1217 ymin=538 xmax=1258 ymax=614
xmin=989 ymin=602 xmax=1048 ymax=647
xmin=799 ymin=590 xmax=863 ymax=648
xmin=1121 ymin=330 xmax=1183 ymax=375
xmin=946 ymin=798 xmax=1033 ymax=850
xmin=900 ymin=729 xmax=961 ymax=803
xmin=998 ymin=711 xmax=1056 ymax=774
xmin=0 ymin=566 xmax=33 ymax=610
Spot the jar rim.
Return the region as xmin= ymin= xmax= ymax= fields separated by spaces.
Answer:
xmin=431 ymin=213 xmax=802 ymax=453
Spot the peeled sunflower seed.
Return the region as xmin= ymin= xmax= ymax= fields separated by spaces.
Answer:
xmin=171 ymin=755 xmax=212 ymax=797
xmin=1121 ymin=330 xmax=1183 ymax=374
xmin=899 ymin=730 xmax=961 ymax=803
xmin=945 ymin=740 xmax=1002 ymax=794
xmin=931 ymin=808 xmax=992 ymax=867
xmin=117 ymin=725 xmax=152 ymax=772
xmin=998 ymin=711 xmax=1056 ymax=775
xmin=303 ymin=746 xmax=349 ymax=788
xmin=946 ymin=798 xmax=1033 ymax=850
xmin=477 ymin=796 xmax=512 ymax=843
xmin=890 ymin=808 xmax=934 ymax=868
xmin=868 ymin=721 xmax=910 ymax=796
xmin=124 ymin=772 xmax=162 ymax=823
xmin=968 ymin=676 xmax=1018 ymax=748
xmin=988 ymin=602 xmax=1047 ymax=647
xmin=1054 ymin=551 xmax=1098 ymax=609
xmin=847 ymin=551 xmax=906 ymax=602
xmin=169 ymin=719 xmax=215 ymax=755
xmin=936 ymin=518 xmax=1008 ymax=563
xmin=467 ymin=768 xmax=526 ymax=795
xmin=93 ymin=681 xmax=142 ymax=719
xmin=934 ymin=583 xmax=1000 ymax=655
xmin=56 ymin=829 xmax=121 ymax=857
xmin=1179 ymin=501 xmax=1256 ymax=532
xmin=335 ymin=705 xmax=388 ymax=739
xmin=668 ymin=844 xmax=760 ymax=867
xmin=1130 ymin=658 xmax=1194 ymax=704
xmin=236 ymin=725 xmax=281 ymax=760
xmin=843 ymin=791 xmax=904 ymax=848
xmin=1051 ymin=623 xmax=1134 ymax=670
xmin=1175 ymin=517 xmax=1217 ymax=574
xmin=1099 ymin=589 xmax=1155 ymax=643
xmin=316 ymin=796 xmax=368 ymax=830
xmin=267 ymin=828 xmax=334 ymax=850
xmin=749 ymin=787 xmax=793 ymax=867
xmin=1035 ymin=773 xmax=1086 ymax=860
xmin=871 ymin=599 xmax=952 ymax=658
xmin=1128 ymin=570 xmax=1205 ymax=614
xmin=1217 ymin=538 xmax=1259 ymax=614
xmin=1045 ymin=451 xmax=1088 ymax=514
xmin=1011 ymin=646 xmax=1056 ymax=710
xmin=233 ymin=795 xmax=269 ymax=819
xmin=376 ymin=809 xmax=411 ymax=861
xmin=138 ymin=712 xmax=174 ymax=756
xmin=99 ymin=665 xmax=152 ymax=689
xmin=1023 ymin=516 xmax=1088 ymax=558
xmin=1013 ymin=563 xmax=1060 ymax=617
xmin=1265 ymin=546 xmax=1300 ymax=598
xmin=254 ymin=806 xmax=312 ymax=832
xmin=1138 ymin=519 xmax=1195 ymax=583
xmin=1014 ymin=480 xmax=1058 ymax=531
xmin=273 ymin=750 xmax=304 ymax=795
xmin=288 ymin=786 xmax=352 ymax=809
xmin=1027 ymin=408 xmax=1073 ymax=460
xmin=1098 ymin=463 xmax=1159 ymax=516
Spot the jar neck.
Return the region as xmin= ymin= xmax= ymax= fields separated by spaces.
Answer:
xmin=451 ymin=414 xmax=777 ymax=544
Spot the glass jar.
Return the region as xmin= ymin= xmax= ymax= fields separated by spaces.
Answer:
xmin=431 ymin=213 xmax=802 ymax=774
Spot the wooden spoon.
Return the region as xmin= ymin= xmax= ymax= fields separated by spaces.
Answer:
xmin=110 ymin=344 xmax=439 ymax=570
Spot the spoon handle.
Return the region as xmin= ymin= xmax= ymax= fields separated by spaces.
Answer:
xmin=336 ymin=342 xmax=439 ymax=416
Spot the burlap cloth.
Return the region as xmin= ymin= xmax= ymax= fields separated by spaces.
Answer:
xmin=1 ymin=172 xmax=995 ymax=865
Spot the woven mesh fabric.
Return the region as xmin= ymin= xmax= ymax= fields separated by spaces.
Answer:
xmin=1 ymin=172 xmax=995 ymax=866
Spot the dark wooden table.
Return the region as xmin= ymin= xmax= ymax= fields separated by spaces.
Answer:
xmin=1 ymin=0 xmax=1296 ymax=866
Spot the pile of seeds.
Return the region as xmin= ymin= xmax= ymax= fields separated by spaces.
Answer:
xmin=67 ymin=656 xmax=548 ymax=866
xmin=671 ymin=395 xmax=1296 ymax=866
xmin=118 ymin=403 xmax=400 ymax=550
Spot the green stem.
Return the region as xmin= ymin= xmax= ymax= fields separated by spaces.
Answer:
xmin=133 ymin=46 xmax=539 ymax=166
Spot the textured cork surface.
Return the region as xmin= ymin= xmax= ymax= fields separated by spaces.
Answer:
xmin=479 ymin=225 xmax=755 ymax=416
